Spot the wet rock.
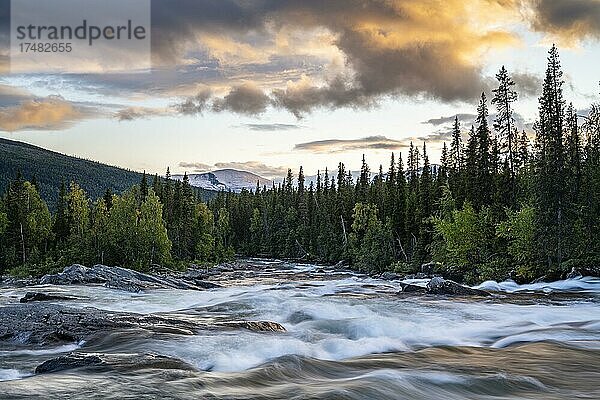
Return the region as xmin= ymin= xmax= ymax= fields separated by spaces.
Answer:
xmin=35 ymin=352 xmax=197 ymax=374
xmin=566 ymin=267 xmax=583 ymax=280
xmin=1 ymin=276 xmax=40 ymax=287
xmin=332 ymin=261 xmax=349 ymax=270
xmin=399 ymin=282 xmax=427 ymax=293
xmin=188 ymin=280 xmax=222 ymax=289
xmin=426 ymin=277 xmax=491 ymax=297
xmin=380 ymin=272 xmax=403 ymax=281
xmin=404 ymin=273 xmax=432 ymax=280
xmin=40 ymin=264 xmax=212 ymax=292
xmin=219 ymin=321 xmax=286 ymax=333
xmin=35 ymin=354 xmax=103 ymax=374
xmin=530 ymin=275 xmax=548 ymax=284
xmin=420 ymin=262 xmax=441 ymax=275
xmin=0 ymin=303 xmax=198 ymax=347
xmin=0 ymin=303 xmax=287 ymax=349
xmin=19 ymin=292 xmax=74 ymax=303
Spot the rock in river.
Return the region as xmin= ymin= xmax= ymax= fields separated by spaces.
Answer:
xmin=40 ymin=264 xmax=219 ymax=292
xmin=0 ymin=303 xmax=286 ymax=349
xmin=35 ymin=352 xmax=197 ymax=374
xmin=426 ymin=277 xmax=491 ymax=296
xmin=19 ymin=292 xmax=75 ymax=303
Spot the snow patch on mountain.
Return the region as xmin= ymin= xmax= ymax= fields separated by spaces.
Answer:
xmin=173 ymin=169 xmax=272 ymax=193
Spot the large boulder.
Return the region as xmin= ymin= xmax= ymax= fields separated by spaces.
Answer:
xmin=398 ymin=282 xmax=427 ymax=293
xmin=380 ymin=272 xmax=403 ymax=281
xmin=0 ymin=303 xmax=286 ymax=349
xmin=0 ymin=303 xmax=198 ymax=347
xmin=19 ymin=292 xmax=75 ymax=303
xmin=35 ymin=354 xmax=103 ymax=374
xmin=35 ymin=352 xmax=197 ymax=374
xmin=426 ymin=277 xmax=491 ymax=296
xmin=420 ymin=262 xmax=441 ymax=275
xmin=40 ymin=264 xmax=216 ymax=292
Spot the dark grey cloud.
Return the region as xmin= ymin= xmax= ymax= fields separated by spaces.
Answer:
xmin=295 ymin=135 xmax=409 ymax=153
xmin=175 ymin=89 xmax=212 ymax=115
xmin=237 ymin=123 xmax=303 ymax=131
xmin=272 ymin=76 xmax=375 ymax=118
xmin=528 ymin=0 xmax=600 ymax=39
xmin=424 ymin=114 xmax=477 ymax=126
xmin=512 ymin=72 xmax=542 ymax=98
xmin=212 ymin=83 xmax=270 ymax=115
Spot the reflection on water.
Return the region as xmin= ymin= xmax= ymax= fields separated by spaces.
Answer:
xmin=0 ymin=263 xmax=599 ymax=399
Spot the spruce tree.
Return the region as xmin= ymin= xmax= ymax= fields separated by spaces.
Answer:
xmin=534 ymin=44 xmax=567 ymax=269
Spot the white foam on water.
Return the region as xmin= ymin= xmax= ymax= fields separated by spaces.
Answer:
xmin=475 ymin=276 xmax=600 ymax=293
xmin=2 ymin=269 xmax=598 ymax=374
xmin=0 ymin=342 xmax=83 ymax=357
xmin=0 ymin=369 xmax=31 ymax=381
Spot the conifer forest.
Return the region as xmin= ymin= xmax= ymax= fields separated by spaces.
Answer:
xmin=2 ymin=46 xmax=600 ymax=284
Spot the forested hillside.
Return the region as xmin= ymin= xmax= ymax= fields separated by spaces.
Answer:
xmin=0 ymin=138 xmax=215 ymax=207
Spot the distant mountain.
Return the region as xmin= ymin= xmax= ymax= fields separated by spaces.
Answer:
xmin=0 ymin=138 xmax=216 ymax=208
xmin=173 ymin=169 xmax=272 ymax=193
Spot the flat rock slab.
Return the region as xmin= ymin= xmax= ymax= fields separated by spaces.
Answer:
xmin=0 ymin=303 xmax=286 ymax=349
xmin=40 ymin=264 xmax=221 ymax=293
xmin=426 ymin=277 xmax=491 ymax=297
xmin=20 ymin=292 xmax=76 ymax=303
xmin=35 ymin=352 xmax=197 ymax=374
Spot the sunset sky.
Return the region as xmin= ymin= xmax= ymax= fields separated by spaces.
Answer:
xmin=1 ymin=0 xmax=599 ymax=179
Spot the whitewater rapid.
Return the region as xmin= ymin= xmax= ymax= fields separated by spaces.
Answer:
xmin=0 ymin=262 xmax=599 ymax=399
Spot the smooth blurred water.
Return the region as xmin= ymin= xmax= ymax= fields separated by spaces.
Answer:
xmin=0 ymin=264 xmax=598 ymax=399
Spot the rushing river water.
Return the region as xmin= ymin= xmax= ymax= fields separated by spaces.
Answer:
xmin=0 ymin=260 xmax=599 ymax=399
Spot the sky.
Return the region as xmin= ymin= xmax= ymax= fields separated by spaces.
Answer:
xmin=0 ymin=0 xmax=599 ymax=179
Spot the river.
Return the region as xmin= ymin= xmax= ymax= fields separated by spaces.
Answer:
xmin=0 ymin=260 xmax=599 ymax=399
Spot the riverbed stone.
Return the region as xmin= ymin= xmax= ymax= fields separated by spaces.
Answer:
xmin=40 ymin=264 xmax=214 ymax=292
xmin=35 ymin=354 xmax=104 ymax=373
xmin=426 ymin=277 xmax=491 ymax=296
xmin=399 ymin=282 xmax=427 ymax=293
xmin=19 ymin=292 xmax=75 ymax=303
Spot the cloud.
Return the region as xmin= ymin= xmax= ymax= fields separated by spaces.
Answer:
xmin=212 ymin=83 xmax=270 ymax=115
xmin=272 ymin=75 xmax=374 ymax=118
xmin=0 ymin=0 xmax=596 ymax=120
xmin=294 ymin=135 xmax=409 ymax=153
xmin=512 ymin=72 xmax=543 ymax=97
xmin=526 ymin=0 xmax=600 ymax=42
xmin=124 ymin=0 xmax=528 ymax=115
xmin=237 ymin=123 xmax=303 ymax=131
xmin=115 ymin=106 xmax=173 ymax=121
xmin=421 ymin=110 xmax=534 ymax=137
xmin=175 ymin=89 xmax=212 ymax=115
xmin=424 ymin=114 xmax=477 ymax=126
xmin=0 ymin=96 xmax=97 ymax=132
xmin=178 ymin=162 xmax=213 ymax=172
xmin=0 ymin=84 xmax=32 ymax=107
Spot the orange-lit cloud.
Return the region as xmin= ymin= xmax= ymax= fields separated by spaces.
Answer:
xmin=0 ymin=96 xmax=96 ymax=132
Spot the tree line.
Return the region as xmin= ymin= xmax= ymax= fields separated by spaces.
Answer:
xmin=211 ymin=45 xmax=600 ymax=283
xmin=1 ymin=45 xmax=599 ymax=283
xmin=0 ymin=170 xmax=233 ymax=276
